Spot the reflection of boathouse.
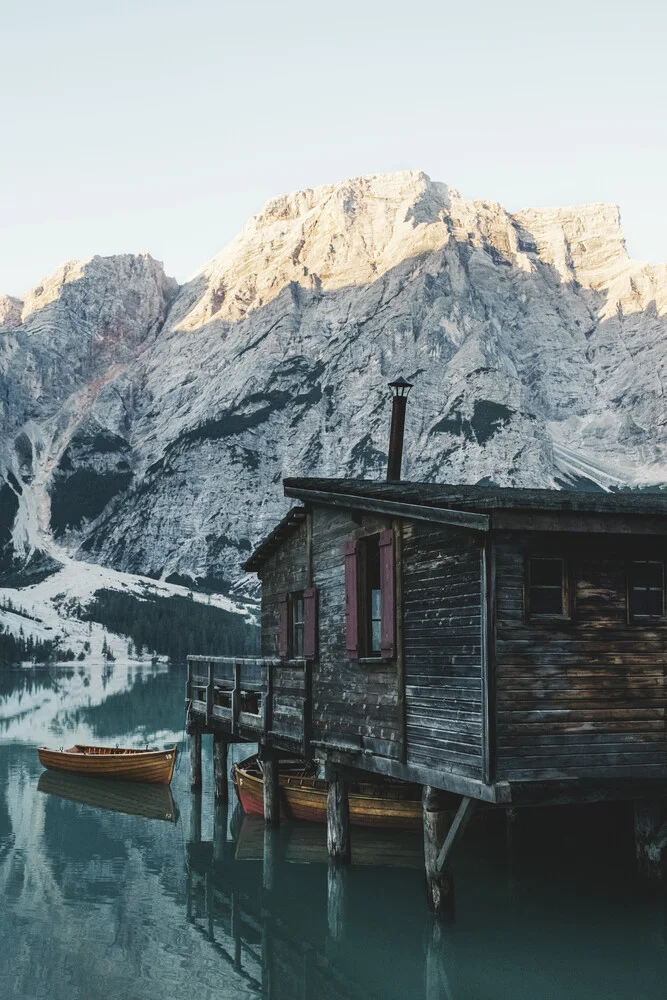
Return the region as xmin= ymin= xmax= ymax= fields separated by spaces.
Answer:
xmin=188 ymin=378 xmax=667 ymax=911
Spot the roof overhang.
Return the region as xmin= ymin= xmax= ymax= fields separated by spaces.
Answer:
xmin=243 ymin=506 xmax=308 ymax=573
xmin=283 ymin=486 xmax=490 ymax=532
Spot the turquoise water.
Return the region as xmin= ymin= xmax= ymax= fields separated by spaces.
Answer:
xmin=1 ymin=663 xmax=666 ymax=999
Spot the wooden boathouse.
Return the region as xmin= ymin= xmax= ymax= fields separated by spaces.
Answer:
xmin=187 ymin=379 xmax=667 ymax=912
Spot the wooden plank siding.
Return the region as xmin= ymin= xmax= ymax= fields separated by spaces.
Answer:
xmin=494 ymin=532 xmax=667 ymax=780
xmin=310 ymin=506 xmax=401 ymax=757
xmin=402 ymin=523 xmax=485 ymax=780
xmin=258 ymin=506 xmax=402 ymax=758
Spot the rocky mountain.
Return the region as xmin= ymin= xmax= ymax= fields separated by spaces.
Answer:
xmin=2 ymin=170 xmax=667 ymax=593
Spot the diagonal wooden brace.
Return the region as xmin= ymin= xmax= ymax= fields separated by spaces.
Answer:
xmin=436 ymin=796 xmax=476 ymax=873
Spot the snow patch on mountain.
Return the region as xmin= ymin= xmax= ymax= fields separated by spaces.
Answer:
xmin=0 ymin=555 xmax=255 ymax=660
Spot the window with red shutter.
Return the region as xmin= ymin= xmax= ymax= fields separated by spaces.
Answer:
xmin=344 ymin=539 xmax=359 ymax=659
xmin=303 ymin=587 xmax=318 ymax=659
xmin=345 ymin=531 xmax=396 ymax=660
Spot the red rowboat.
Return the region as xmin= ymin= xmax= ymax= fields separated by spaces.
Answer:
xmin=38 ymin=743 xmax=178 ymax=785
xmin=232 ymin=754 xmax=422 ymax=829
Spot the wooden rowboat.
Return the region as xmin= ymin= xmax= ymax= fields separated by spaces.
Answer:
xmin=232 ymin=754 xmax=422 ymax=829
xmin=37 ymin=743 xmax=178 ymax=785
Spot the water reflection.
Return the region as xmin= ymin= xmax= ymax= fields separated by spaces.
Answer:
xmin=1 ymin=664 xmax=667 ymax=1000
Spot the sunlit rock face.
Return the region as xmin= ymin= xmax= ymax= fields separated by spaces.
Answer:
xmin=2 ymin=171 xmax=667 ymax=588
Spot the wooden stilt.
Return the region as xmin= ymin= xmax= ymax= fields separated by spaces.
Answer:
xmin=327 ymin=863 xmax=348 ymax=944
xmin=189 ymin=791 xmax=202 ymax=844
xmin=263 ymin=827 xmax=277 ymax=893
xmin=213 ymin=802 xmax=226 ymax=863
xmin=327 ymin=769 xmax=351 ymax=864
xmin=634 ymin=798 xmax=666 ymax=882
xmin=213 ymin=733 xmax=229 ymax=803
xmin=263 ymin=748 xmax=281 ymax=828
xmin=190 ymin=728 xmax=202 ymax=790
xmin=423 ymin=786 xmax=454 ymax=918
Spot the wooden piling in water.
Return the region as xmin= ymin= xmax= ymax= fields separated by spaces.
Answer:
xmin=263 ymin=748 xmax=281 ymax=828
xmin=327 ymin=863 xmax=347 ymax=944
xmin=422 ymin=786 xmax=454 ymax=918
xmin=190 ymin=729 xmax=202 ymax=791
xmin=213 ymin=733 xmax=229 ymax=803
xmin=634 ymin=798 xmax=666 ymax=882
xmin=326 ymin=768 xmax=351 ymax=864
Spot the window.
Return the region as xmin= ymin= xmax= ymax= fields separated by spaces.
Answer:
xmin=344 ymin=530 xmax=395 ymax=659
xmin=278 ymin=589 xmax=318 ymax=660
xmin=291 ymin=592 xmax=305 ymax=657
xmin=364 ymin=535 xmax=382 ymax=655
xmin=528 ymin=557 xmax=567 ymax=618
xmin=629 ymin=561 xmax=664 ymax=620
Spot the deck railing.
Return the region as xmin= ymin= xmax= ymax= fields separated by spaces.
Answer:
xmin=186 ymin=655 xmax=313 ymax=755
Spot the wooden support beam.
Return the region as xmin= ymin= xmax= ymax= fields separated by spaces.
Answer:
xmin=263 ymin=827 xmax=277 ymax=892
xmin=189 ymin=791 xmax=202 ymax=845
xmin=263 ymin=749 xmax=281 ymax=828
xmin=190 ymin=728 xmax=202 ymax=790
xmin=327 ymin=770 xmax=351 ymax=864
xmin=634 ymin=798 xmax=665 ymax=882
xmin=213 ymin=803 xmax=226 ymax=863
xmin=422 ymin=786 xmax=454 ymax=918
xmin=327 ymin=863 xmax=347 ymax=944
xmin=436 ymin=796 xmax=476 ymax=873
xmin=213 ymin=733 xmax=229 ymax=803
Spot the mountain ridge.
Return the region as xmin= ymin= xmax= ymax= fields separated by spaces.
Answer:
xmin=2 ymin=170 xmax=666 ymax=592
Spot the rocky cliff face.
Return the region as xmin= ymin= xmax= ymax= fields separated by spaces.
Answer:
xmin=2 ymin=171 xmax=666 ymax=591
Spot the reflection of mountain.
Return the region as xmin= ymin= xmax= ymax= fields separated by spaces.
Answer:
xmin=0 ymin=662 xmax=176 ymax=745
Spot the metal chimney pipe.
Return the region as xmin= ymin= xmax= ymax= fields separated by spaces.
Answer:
xmin=386 ymin=376 xmax=413 ymax=481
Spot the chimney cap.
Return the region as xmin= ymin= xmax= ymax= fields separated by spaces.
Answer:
xmin=388 ymin=376 xmax=413 ymax=397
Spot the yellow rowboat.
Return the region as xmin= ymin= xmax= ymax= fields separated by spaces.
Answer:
xmin=37 ymin=743 xmax=178 ymax=785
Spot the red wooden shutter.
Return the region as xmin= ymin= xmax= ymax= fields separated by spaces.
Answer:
xmin=303 ymin=587 xmax=318 ymax=659
xmin=379 ymin=529 xmax=395 ymax=659
xmin=278 ymin=594 xmax=289 ymax=659
xmin=344 ymin=540 xmax=359 ymax=659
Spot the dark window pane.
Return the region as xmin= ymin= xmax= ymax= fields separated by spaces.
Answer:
xmin=530 ymin=587 xmax=563 ymax=616
xmin=530 ymin=559 xmax=563 ymax=587
xmin=648 ymin=589 xmax=664 ymax=617
xmin=632 ymin=561 xmax=663 ymax=589
xmin=631 ymin=590 xmax=650 ymax=617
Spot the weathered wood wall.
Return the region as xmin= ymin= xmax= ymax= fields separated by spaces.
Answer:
xmin=402 ymin=523 xmax=484 ymax=780
xmin=311 ymin=506 xmax=401 ymax=757
xmin=259 ymin=507 xmax=402 ymax=757
xmin=259 ymin=520 xmax=309 ymax=740
xmin=494 ymin=532 xmax=667 ymax=780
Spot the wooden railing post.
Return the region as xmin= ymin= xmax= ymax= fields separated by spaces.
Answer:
xmin=232 ymin=660 xmax=241 ymax=737
xmin=186 ymin=657 xmax=192 ymax=703
xmin=206 ymin=659 xmax=214 ymax=724
xmin=264 ymin=660 xmax=274 ymax=739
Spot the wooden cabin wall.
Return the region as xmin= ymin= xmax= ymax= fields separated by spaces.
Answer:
xmin=259 ymin=521 xmax=309 ymax=740
xmin=311 ymin=506 xmax=402 ymax=759
xmin=494 ymin=532 xmax=667 ymax=780
xmin=402 ymin=523 xmax=484 ymax=780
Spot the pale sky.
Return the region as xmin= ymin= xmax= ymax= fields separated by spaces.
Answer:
xmin=2 ymin=0 xmax=666 ymax=296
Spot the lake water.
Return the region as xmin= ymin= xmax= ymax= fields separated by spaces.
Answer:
xmin=1 ymin=662 xmax=667 ymax=1000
